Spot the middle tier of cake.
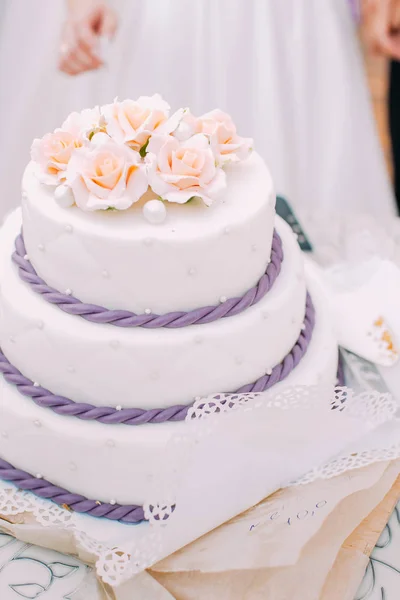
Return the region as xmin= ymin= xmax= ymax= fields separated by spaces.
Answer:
xmin=0 ymin=211 xmax=306 ymax=410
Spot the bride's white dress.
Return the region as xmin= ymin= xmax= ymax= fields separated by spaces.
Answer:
xmin=0 ymin=0 xmax=395 ymax=221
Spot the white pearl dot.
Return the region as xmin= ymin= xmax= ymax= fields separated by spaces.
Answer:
xmin=65 ymin=224 xmax=73 ymax=233
xmin=251 ymin=245 xmax=257 ymax=252
xmin=69 ymin=462 xmax=77 ymax=471
xmin=194 ymin=396 xmax=201 ymax=402
xmin=266 ymin=368 xmax=273 ymax=375
xmin=294 ymin=233 xmax=299 ymax=240
xmin=67 ymin=365 xmax=75 ymax=373
xmin=224 ymin=227 xmax=230 ymax=235
xmin=142 ymin=199 xmax=167 ymax=224
xmin=33 ymin=382 xmax=40 ymax=387
xmin=220 ymin=296 xmax=227 ymax=303
xmin=1 ymin=431 xmax=8 ymax=439
xmin=267 ymin=258 xmax=271 ymax=265
xmin=144 ymin=308 xmax=152 ymax=315
xmin=102 ymin=270 xmax=110 ymax=278
xmin=262 ymin=311 xmax=269 ymax=319
xmin=235 ymin=357 xmax=243 ymax=365
xmin=301 ymin=324 xmax=306 ymax=331
xmin=95 ymin=500 xmax=101 ymax=506
xmin=37 ymin=320 xmax=44 ymax=330
xmin=24 ymin=254 xmax=29 ymax=260
xmin=36 ymin=473 xmax=43 ymax=479
xmin=106 ymin=439 xmax=115 ymax=448
xmin=110 ymin=499 xmax=116 ymax=506
xmin=194 ymin=335 xmax=202 ymax=344
xmin=9 ymin=336 xmax=15 ymax=343
xmin=116 ymin=405 xmax=122 ymax=411
xmin=144 ymin=238 xmax=153 ymax=247
xmin=110 ymin=340 xmax=120 ymax=349
xmin=188 ymin=267 xmax=196 ymax=276
xmin=65 ymin=289 xmax=72 ymax=296
xmin=38 ymin=244 xmax=45 ymax=251
xmin=55 ymin=184 xmax=75 ymax=208
xmin=22 ymin=191 xmax=28 ymax=200
xmin=34 ymin=420 xmax=41 ymax=428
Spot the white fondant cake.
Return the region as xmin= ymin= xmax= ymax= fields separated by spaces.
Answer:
xmin=0 ymin=95 xmax=338 ymax=519
xmin=22 ymin=153 xmax=275 ymax=314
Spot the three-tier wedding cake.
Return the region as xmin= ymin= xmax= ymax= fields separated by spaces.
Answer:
xmin=0 ymin=95 xmax=338 ymax=523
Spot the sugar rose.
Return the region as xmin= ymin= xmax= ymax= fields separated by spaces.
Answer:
xmin=31 ymin=130 xmax=83 ymax=186
xmin=61 ymin=106 xmax=104 ymax=139
xmin=66 ymin=139 xmax=148 ymax=211
xmin=30 ymin=107 xmax=103 ymax=185
xmin=103 ymin=94 xmax=182 ymax=152
xmin=176 ymin=109 xmax=253 ymax=165
xmin=147 ymin=134 xmax=226 ymax=205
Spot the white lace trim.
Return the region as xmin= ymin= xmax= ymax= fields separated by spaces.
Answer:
xmin=0 ymin=385 xmax=397 ymax=587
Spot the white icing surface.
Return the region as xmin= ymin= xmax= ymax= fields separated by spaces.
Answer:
xmin=0 ymin=265 xmax=338 ymax=505
xmin=21 ymin=152 xmax=275 ymax=314
xmin=0 ymin=211 xmax=305 ymax=409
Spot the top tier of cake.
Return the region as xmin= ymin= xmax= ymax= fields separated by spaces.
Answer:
xmin=22 ymin=95 xmax=275 ymax=314
xmin=22 ymin=152 xmax=274 ymax=314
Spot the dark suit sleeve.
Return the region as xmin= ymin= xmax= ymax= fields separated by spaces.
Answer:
xmin=389 ymin=60 xmax=400 ymax=211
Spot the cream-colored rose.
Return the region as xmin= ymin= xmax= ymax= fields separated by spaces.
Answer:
xmin=66 ymin=140 xmax=148 ymax=211
xmin=61 ymin=106 xmax=104 ymax=139
xmin=103 ymin=94 xmax=183 ymax=152
xmin=31 ymin=130 xmax=83 ymax=185
xmin=176 ymin=109 xmax=253 ymax=165
xmin=30 ymin=107 xmax=103 ymax=186
xmin=147 ymin=134 xmax=226 ymax=205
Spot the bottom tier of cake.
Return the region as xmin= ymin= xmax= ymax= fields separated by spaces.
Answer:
xmin=0 ymin=261 xmax=338 ymax=513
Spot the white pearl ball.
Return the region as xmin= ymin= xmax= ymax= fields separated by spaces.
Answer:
xmin=54 ymin=184 xmax=75 ymax=208
xmin=143 ymin=200 xmax=167 ymax=225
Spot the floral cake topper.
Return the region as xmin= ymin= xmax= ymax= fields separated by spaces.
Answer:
xmin=30 ymin=94 xmax=253 ymax=212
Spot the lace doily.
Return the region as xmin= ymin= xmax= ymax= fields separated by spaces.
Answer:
xmin=0 ymin=382 xmax=398 ymax=587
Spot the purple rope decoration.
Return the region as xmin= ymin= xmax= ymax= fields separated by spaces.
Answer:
xmin=12 ymin=230 xmax=283 ymax=328
xmin=0 ymin=294 xmax=315 ymax=425
xmin=0 ymin=457 xmax=146 ymax=523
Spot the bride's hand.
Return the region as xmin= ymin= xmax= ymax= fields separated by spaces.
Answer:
xmin=362 ymin=0 xmax=400 ymax=60
xmin=59 ymin=0 xmax=118 ymax=76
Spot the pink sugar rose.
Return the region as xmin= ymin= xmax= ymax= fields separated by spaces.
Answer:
xmin=61 ymin=106 xmax=105 ymax=139
xmin=31 ymin=130 xmax=84 ymax=185
xmin=175 ymin=109 xmax=253 ymax=165
xmin=146 ymin=134 xmax=226 ymax=206
xmin=103 ymin=94 xmax=183 ymax=152
xmin=65 ymin=139 xmax=148 ymax=211
xmin=31 ymin=107 xmax=103 ymax=186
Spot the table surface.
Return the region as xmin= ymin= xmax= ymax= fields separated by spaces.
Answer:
xmin=0 ymin=503 xmax=398 ymax=599
xmin=355 ymin=500 xmax=400 ymax=600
